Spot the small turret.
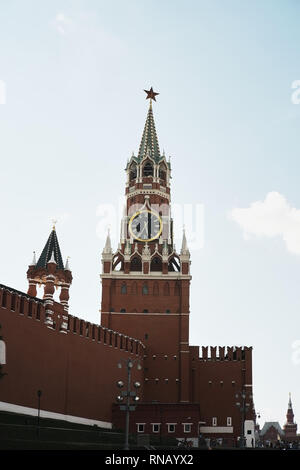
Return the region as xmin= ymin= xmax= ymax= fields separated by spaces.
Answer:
xmin=26 ymin=225 xmax=72 ymax=331
xmin=102 ymin=228 xmax=113 ymax=274
xmin=180 ymin=227 xmax=191 ymax=275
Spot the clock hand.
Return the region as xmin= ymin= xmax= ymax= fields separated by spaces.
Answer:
xmin=140 ymin=220 xmax=148 ymax=237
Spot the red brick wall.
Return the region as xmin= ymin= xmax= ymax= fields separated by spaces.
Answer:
xmin=189 ymin=345 xmax=253 ymax=438
xmin=0 ymin=286 xmax=144 ymax=426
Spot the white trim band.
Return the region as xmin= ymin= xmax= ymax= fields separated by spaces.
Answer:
xmin=0 ymin=400 xmax=112 ymax=429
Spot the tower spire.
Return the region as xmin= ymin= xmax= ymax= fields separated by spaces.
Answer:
xmin=36 ymin=226 xmax=64 ymax=270
xmin=138 ymin=88 xmax=161 ymax=162
xmin=288 ymin=392 xmax=292 ymax=409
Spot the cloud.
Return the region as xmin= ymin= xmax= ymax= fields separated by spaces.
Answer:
xmin=53 ymin=12 xmax=73 ymax=36
xmin=230 ymin=191 xmax=300 ymax=255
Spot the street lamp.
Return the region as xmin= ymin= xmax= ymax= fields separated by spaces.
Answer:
xmin=37 ymin=390 xmax=42 ymax=437
xmin=235 ymin=390 xmax=252 ymax=448
xmin=117 ymin=358 xmax=142 ymax=450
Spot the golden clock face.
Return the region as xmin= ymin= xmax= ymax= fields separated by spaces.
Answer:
xmin=129 ymin=210 xmax=162 ymax=242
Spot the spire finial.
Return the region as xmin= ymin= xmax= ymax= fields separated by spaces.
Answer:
xmin=144 ymin=87 xmax=159 ymax=102
xmin=30 ymin=251 xmax=37 ymax=266
xmin=65 ymin=256 xmax=71 ymax=271
xmin=181 ymin=225 xmax=190 ymax=256
xmin=52 ymin=219 xmax=57 ymax=231
xmin=103 ymin=227 xmax=112 ymax=255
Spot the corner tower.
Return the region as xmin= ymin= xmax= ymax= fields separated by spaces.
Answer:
xmin=100 ymin=89 xmax=192 ymax=403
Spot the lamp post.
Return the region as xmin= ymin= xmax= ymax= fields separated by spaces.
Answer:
xmin=116 ymin=358 xmax=142 ymax=450
xmin=235 ymin=390 xmax=252 ymax=448
xmin=37 ymin=390 xmax=42 ymax=437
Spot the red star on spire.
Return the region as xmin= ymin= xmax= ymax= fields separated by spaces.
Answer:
xmin=144 ymin=87 xmax=159 ymax=101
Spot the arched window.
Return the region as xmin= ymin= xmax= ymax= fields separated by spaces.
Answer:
xmin=121 ymin=283 xmax=127 ymax=294
xmin=143 ymin=161 xmax=153 ymax=177
xmin=168 ymin=257 xmax=180 ymax=272
xmin=130 ymin=165 xmax=137 ymax=181
xmin=142 ymin=283 xmax=148 ymax=295
xmin=159 ymin=166 xmax=166 ymax=181
xmin=0 ymin=340 xmax=6 ymax=365
xmin=131 ymin=282 xmax=138 ymax=295
xmin=130 ymin=256 xmax=142 ymax=272
xmin=163 ymin=282 xmax=170 ymax=296
xmin=174 ymin=282 xmax=180 ymax=296
xmin=151 ymin=256 xmax=162 ymax=272
xmin=153 ymin=282 xmax=159 ymax=296
xmin=112 ymin=255 xmax=124 ymax=272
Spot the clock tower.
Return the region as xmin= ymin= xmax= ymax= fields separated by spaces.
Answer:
xmin=101 ymin=89 xmax=192 ymax=403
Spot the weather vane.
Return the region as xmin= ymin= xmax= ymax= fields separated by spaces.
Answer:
xmin=144 ymin=87 xmax=159 ymax=102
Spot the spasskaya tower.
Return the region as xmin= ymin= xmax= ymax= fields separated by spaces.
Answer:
xmin=101 ymin=88 xmax=192 ymax=403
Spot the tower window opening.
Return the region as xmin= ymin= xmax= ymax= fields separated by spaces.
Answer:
xmin=163 ymin=282 xmax=170 ymax=296
xmin=174 ymin=282 xmax=180 ymax=296
xmin=159 ymin=169 xmax=166 ymax=181
xmin=142 ymin=283 xmax=148 ymax=295
xmin=143 ymin=309 xmax=148 ymax=313
xmin=120 ymin=308 xmax=126 ymax=313
xmin=151 ymin=256 xmax=162 ymax=272
xmin=130 ymin=165 xmax=137 ymax=181
xmin=143 ymin=162 xmax=153 ymax=177
xmin=130 ymin=257 xmax=142 ymax=272
xmin=121 ymin=283 xmax=127 ymax=294
xmin=168 ymin=257 xmax=180 ymax=272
